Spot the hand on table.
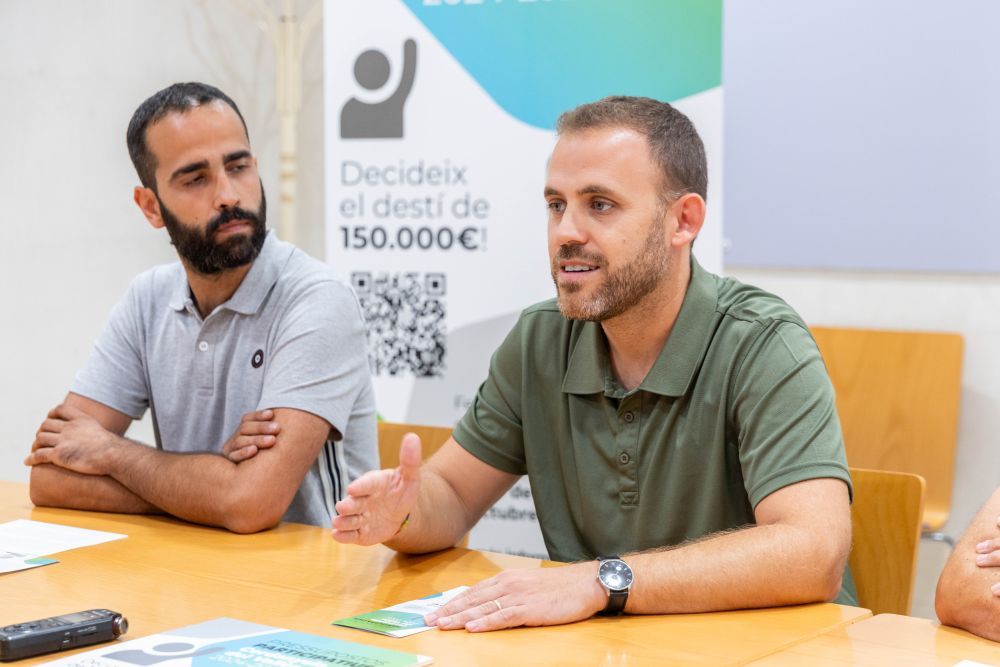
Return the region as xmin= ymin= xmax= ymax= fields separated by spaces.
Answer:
xmin=424 ymin=561 xmax=607 ymax=632
xmin=974 ymin=515 xmax=1000 ymax=597
xmin=25 ymin=403 xmax=119 ymax=475
xmin=331 ymin=433 xmax=422 ymax=546
xmin=222 ymin=409 xmax=281 ymax=462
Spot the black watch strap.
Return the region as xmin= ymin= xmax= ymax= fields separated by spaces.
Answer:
xmin=602 ymin=588 xmax=628 ymax=616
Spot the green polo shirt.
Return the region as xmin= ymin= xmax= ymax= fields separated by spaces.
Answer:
xmin=453 ymin=257 xmax=856 ymax=605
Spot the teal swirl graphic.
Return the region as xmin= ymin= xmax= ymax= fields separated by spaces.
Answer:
xmin=403 ymin=0 xmax=722 ymax=129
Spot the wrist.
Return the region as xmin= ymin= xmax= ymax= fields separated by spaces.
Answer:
xmin=383 ymin=512 xmax=415 ymax=551
xmin=583 ymin=561 xmax=608 ymax=615
xmin=100 ymin=434 xmax=132 ymax=475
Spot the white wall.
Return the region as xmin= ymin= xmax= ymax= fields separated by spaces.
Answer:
xmin=0 ymin=0 xmax=325 ymax=481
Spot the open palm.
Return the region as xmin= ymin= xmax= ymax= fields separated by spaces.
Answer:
xmin=331 ymin=433 xmax=422 ymax=545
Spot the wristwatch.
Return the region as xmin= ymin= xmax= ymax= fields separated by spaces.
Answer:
xmin=596 ymin=556 xmax=633 ymax=616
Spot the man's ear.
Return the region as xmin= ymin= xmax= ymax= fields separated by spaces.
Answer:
xmin=670 ymin=193 xmax=706 ymax=248
xmin=133 ymin=186 xmax=163 ymax=229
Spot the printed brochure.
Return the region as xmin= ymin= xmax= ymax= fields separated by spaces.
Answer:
xmin=333 ymin=586 xmax=468 ymax=638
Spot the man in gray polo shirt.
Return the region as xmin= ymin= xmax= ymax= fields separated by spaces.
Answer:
xmin=25 ymin=82 xmax=376 ymax=533
xmin=324 ymin=96 xmax=852 ymax=630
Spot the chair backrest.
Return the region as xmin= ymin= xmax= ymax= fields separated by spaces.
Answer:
xmin=848 ymin=467 xmax=925 ymax=615
xmin=811 ymin=326 xmax=963 ymax=531
xmin=376 ymin=422 xmax=454 ymax=470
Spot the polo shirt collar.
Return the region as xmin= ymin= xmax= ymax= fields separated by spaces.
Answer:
xmin=168 ymin=230 xmax=287 ymax=315
xmin=562 ymin=256 xmax=719 ymax=398
xmin=168 ymin=269 xmax=192 ymax=312
xmin=639 ymin=257 xmax=718 ymax=397
xmin=561 ymin=322 xmax=607 ymax=394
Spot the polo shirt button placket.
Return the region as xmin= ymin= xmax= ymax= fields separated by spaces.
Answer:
xmin=195 ymin=330 xmax=215 ymax=391
xmin=616 ymin=401 xmax=640 ymax=506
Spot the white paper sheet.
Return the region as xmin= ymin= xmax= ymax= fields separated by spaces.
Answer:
xmin=0 ymin=519 xmax=126 ymax=573
xmin=0 ymin=554 xmax=58 ymax=574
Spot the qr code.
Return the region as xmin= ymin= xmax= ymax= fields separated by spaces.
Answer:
xmin=352 ymin=271 xmax=446 ymax=377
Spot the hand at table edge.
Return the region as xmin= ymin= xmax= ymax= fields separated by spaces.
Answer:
xmin=424 ymin=561 xmax=607 ymax=632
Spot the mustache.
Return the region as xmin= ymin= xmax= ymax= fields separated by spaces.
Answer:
xmin=206 ymin=206 xmax=261 ymax=235
xmin=554 ymin=244 xmax=606 ymax=266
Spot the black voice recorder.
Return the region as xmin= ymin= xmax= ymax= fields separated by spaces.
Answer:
xmin=0 ymin=609 xmax=128 ymax=661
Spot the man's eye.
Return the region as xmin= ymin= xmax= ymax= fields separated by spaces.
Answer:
xmin=547 ymin=201 xmax=565 ymax=213
xmin=228 ymin=163 xmax=248 ymax=173
xmin=184 ymin=175 xmax=205 ymax=187
xmin=591 ymin=200 xmax=613 ymax=212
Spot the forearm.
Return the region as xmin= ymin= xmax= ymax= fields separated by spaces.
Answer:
xmin=29 ymin=464 xmax=160 ymax=514
xmin=384 ymin=467 xmax=474 ymax=554
xmin=625 ymin=522 xmax=846 ymax=614
xmin=936 ymin=561 xmax=1000 ymax=641
xmin=936 ymin=488 xmax=1000 ymax=640
xmin=103 ymin=438 xmax=277 ymax=533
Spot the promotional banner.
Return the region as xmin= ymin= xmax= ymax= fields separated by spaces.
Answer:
xmin=325 ymin=0 xmax=723 ymax=558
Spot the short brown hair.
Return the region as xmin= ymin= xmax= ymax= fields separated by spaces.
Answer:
xmin=556 ymin=96 xmax=708 ymax=202
xmin=127 ymin=82 xmax=249 ymax=191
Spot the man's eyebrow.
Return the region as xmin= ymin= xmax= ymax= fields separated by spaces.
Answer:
xmin=544 ymin=184 xmax=622 ymax=198
xmin=169 ymin=160 xmax=209 ymax=182
xmin=169 ymin=151 xmax=251 ymax=182
xmin=578 ymin=185 xmax=619 ymax=197
xmin=224 ymin=150 xmax=252 ymax=163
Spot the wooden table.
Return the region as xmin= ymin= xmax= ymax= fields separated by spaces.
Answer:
xmin=750 ymin=613 xmax=1000 ymax=666
xmin=0 ymin=481 xmax=869 ymax=665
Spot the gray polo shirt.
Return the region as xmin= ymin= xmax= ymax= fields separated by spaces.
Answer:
xmin=72 ymin=231 xmax=378 ymax=526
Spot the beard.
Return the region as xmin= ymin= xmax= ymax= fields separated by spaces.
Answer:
xmin=159 ymin=187 xmax=268 ymax=275
xmin=551 ymin=214 xmax=669 ymax=321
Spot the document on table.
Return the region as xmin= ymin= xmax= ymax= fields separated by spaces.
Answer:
xmin=334 ymin=586 xmax=469 ymax=637
xmin=41 ymin=618 xmax=432 ymax=667
xmin=0 ymin=519 xmax=126 ymax=574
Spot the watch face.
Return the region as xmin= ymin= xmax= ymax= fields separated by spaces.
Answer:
xmin=598 ymin=559 xmax=633 ymax=591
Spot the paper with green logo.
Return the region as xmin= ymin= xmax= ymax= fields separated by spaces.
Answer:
xmin=334 ymin=586 xmax=468 ymax=638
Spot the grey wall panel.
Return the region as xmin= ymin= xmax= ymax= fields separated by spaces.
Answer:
xmin=724 ymin=0 xmax=1000 ymax=272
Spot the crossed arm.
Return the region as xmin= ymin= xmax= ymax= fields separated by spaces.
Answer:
xmin=331 ymin=435 xmax=852 ymax=632
xmin=935 ymin=486 xmax=1000 ymax=640
xmin=26 ymin=392 xmax=330 ymax=533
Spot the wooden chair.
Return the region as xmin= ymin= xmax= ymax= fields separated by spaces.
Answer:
xmin=811 ymin=326 xmax=963 ymax=537
xmin=376 ymin=421 xmax=466 ymax=547
xmin=848 ymin=467 xmax=925 ymax=615
xmin=376 ymin=421 xmax=454 ymax=469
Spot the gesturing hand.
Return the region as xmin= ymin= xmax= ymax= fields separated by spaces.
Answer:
xmin=222 ymin=409 xmax=281 ymax=462
xmin=25 ymin=403 xmax=118 ymax=475
xmin=332 ymin=433 xmax=422 ymax=546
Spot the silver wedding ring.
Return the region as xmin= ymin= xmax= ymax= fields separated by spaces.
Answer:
xmin=491 ymin=599 xmax=503 ymax=613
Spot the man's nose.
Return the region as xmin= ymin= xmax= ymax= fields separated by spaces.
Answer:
xmin=552 ymin=205 xmax=588 ymax=246
xmin=214 ymin=172 xmax=240 ymax=210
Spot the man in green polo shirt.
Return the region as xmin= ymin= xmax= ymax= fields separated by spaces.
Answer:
xmin=326 ymin=96 xmax=853 ymax=631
